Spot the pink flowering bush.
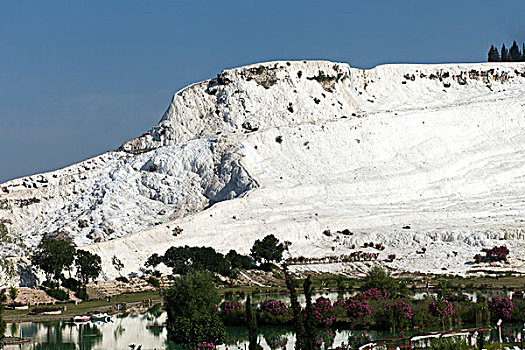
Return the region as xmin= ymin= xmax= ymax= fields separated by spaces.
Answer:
xmin=429 ymin=299 xmax=454 ymax=319
xmin=220 ymin=301 xmax=243 ymax=315
xmin=259 ymin=300 xmax=292 ymax=325
xmin=334 ymin=298 xmax=346 ymax=307
xmin=376 ymin=301 xmax=413 ymax=331
xmin=195 ymin=342 xmax=216 ymax=349
xmin=219 ymin=300 xmax=244 ymax=325
xmin=312 ymin=297 xmax=335 ymax=326
xmin=391 ymin=301 xmax=413 ymax=320
xmin=483 ymin=245 xmax=510 ymax=262
xmin=358 ymin=289 xmax=390 ymax=301
xmin=488 ymin=296 xmax=513 ymax=321
xmin=438 ymin=290 xmax=469 ymax=303
xmin=261 ymin=300 xmax=289 ymax=316
xmin=346 ymin=297 xmax=371 ymax=318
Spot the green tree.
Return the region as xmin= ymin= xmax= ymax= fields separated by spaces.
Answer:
xmin=194 ymin=247 xmax=231 ymax=276
xmin=75 ymin=250 xmax=102 ymax=286
xmin=361 ymin=265 xmax=403 ymax=295
xmin=488 ymin=45 xmax=500 ymax=62
xmin=227 ymin=250 xmax=253 ymax=270
xmin=111 ymin=255 xmax=124 ymax=277
xmin=501 ymin=43 xmax=509 ymax=62
xmin=9 ymin=286 xmax=17 ymax=302
xmin=162 ymin=271 xmax=226 ymax=347
xmin=163 ymin=271 xmax=225 ymax=348
xmin=246 ymin=295 xmax=258 ymax=350
xmin=145 ymin=253 xmax=162 ymax=269
xmin=31 ymin=239 xmax=76 ymax=284
xmin=163 ymin=246 xmax=232 ymax=276
xmin=163 ymin=246 xmax=191 ymax=275
xmin=250 ymin=234 xmax=285 ymax=265
xmin=303 ymin=276 xmax=317 ymax=350
xmin=284 ymin=266 xmax=305 ymax=350
xmin=163 ymin=270 xmax=219 ymax=321
xmin=509 ymin=41 xmax=521 ymax=62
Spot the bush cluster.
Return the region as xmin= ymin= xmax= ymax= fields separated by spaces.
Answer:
xmin=261 ymin=300 xmax=289 ymax=317
xmin=116 ymin=276 xmax=129 ymax=283
xmin=216 ymin=287 xmax=522 ymax=333
xmin=147 ymin=276 xmax=161 ymax=288
xmin=29 ymin=306 xmax=62 ymax=315
xmin=45 ymin=288 xmax=68 ymax=301
xmin=483 ymin=246 xmax=510 ymax=262
xmin=311 ymin=297 xmax=335 ymax=326
xmin=429 ymin=299 xmax=454 ymax=319
xmin=474 ymin=245 xmax=510 ymax=263
xmin=345 ymin=297 xmax=371 ymax=318
xmin=488 ymin=296 xmax=513 ymax=321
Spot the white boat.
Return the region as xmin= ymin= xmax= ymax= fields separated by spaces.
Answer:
xmin=71 ymin=315 xmax=90 ymax=323
xmin=90 ymin=313 xmax=112 ymax=322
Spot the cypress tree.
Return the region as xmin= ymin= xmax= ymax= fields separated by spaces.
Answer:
xmin=501 ymin=43 xmax=509 ymax=62
xmin=284 ymin=266 xmax=306 ymax=350
xmin=509 ymin=41 xmax=521 ymax=62
xmin=246 ymin=295 xmax=258 ymax=350
xmin=303 ymin=276 xmax=317 ymax=350
xmin=488 ymin=45 xmax=500 ymax=62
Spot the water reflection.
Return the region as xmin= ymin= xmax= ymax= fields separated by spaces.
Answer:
xmin=5 ymin=312 xmax=169 ymax=350
xmin=4 ymin=311 xmax=523 ymax=349
xmin=224 ymin=290 xmax=511 ymax=306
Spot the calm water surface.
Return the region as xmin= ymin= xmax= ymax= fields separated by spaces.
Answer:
xmin=6 ymin=314 xmax=523 ymax=350
xmin=4 ymin=290 xmax=517 ymax=349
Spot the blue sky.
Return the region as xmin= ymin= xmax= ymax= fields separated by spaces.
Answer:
xmin=1 ymin=0 xmax=524 ymax=183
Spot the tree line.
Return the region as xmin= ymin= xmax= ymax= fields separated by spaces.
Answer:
xmin=488 ymin=41 xmax=525 ymax=62
xmin=145 ymin=233 xmax=285 ymax=277
xmin=30 ymin=239 xmax=102 ymax=300
xmin=24 ymin=233 xmax=285 ymax=303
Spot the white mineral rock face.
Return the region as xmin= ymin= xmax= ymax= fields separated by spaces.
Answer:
xmin=1 ymin=60 xmax=525 ymax=286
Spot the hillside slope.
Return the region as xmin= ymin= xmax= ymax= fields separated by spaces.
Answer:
xmin=1 ymin=60 xmax=525 ymax=285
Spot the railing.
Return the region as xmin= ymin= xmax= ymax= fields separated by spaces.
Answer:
xmin=359 ymin=327 xmax=494 ymax=350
